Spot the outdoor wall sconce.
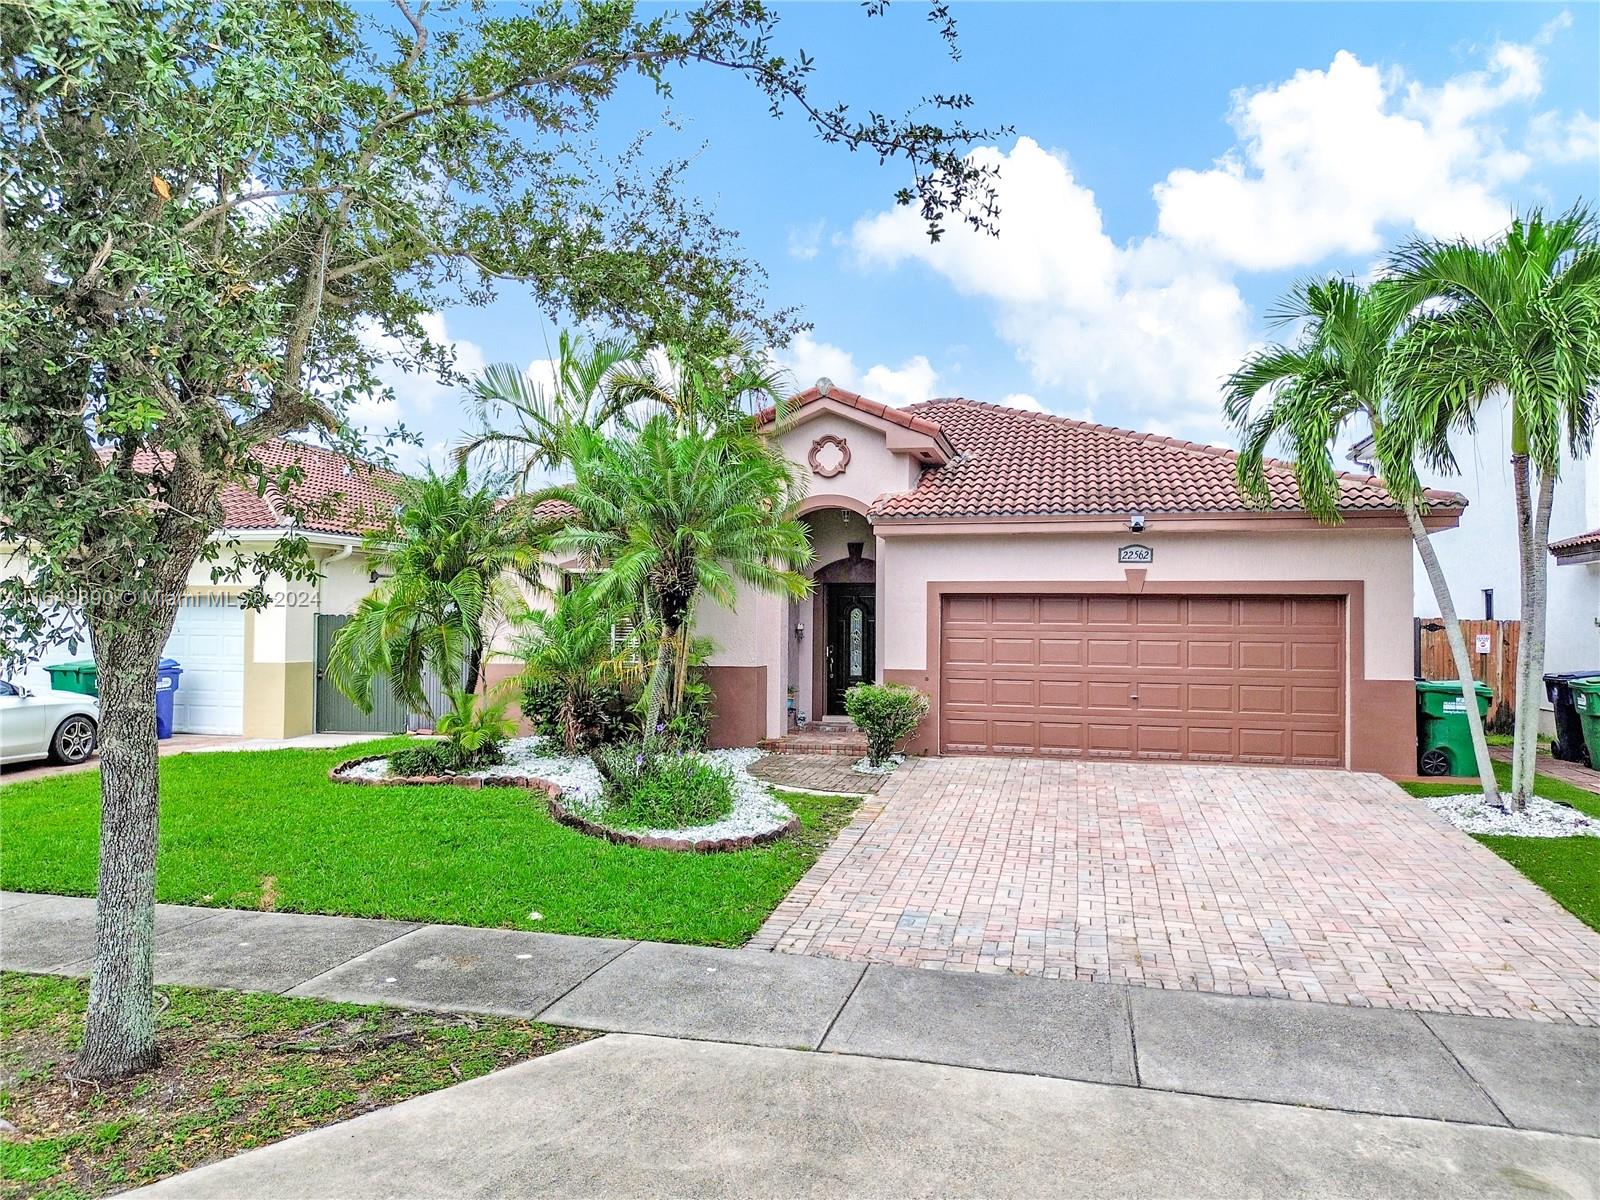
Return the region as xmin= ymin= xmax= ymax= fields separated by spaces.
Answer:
xmin=794 ymin=621 xmax=806 ymax=641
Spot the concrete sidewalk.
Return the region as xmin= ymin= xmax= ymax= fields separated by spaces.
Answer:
xmin=127 ymin=1034 xmax=1599 ymax=1200
xmin=5 ymin=890 xmax=1596 ymax=1141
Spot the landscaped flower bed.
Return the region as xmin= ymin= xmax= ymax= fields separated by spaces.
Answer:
xmin=1422 ymin=791 xmax=1600 ymax=838
xmin=332 ymin=738 xmax=798 ymax=852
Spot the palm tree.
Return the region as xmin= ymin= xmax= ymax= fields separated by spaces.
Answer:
xmin=1381 ymin=207 xmax=1600 ymax=808
xmin=532 ymin=415 xmax=812 ymax=734
xmin=605 ymin=338 xmax=792 ymax=435
xmin=326 ymin=465 xmax=535 ymax=719
xmin=456 ymin=331 xmax=636 ymax=489
xmin=512 ymin=585 xmax=637 ymax=753
xmin=1224 ymin=276 xmax=1501 ymax=801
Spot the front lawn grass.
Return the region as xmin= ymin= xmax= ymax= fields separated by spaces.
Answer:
xmin=0 ymin=971 xmax=590 ymax=1199
xmin=0 ymin=741 xmax=858 ymax=945
xmin=1400 ymin=762 xmax=1600 ymax=933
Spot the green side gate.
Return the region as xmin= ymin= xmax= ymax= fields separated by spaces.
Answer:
xmin=314 ymin=614 xmax=452 ymax=734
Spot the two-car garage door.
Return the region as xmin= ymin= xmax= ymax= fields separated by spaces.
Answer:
xmin=939 ymin=593 xmax=1345 ymax=767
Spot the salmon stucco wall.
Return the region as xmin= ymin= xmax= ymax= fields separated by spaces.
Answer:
xmin=773 ymin=409 xmax=922 ymax=513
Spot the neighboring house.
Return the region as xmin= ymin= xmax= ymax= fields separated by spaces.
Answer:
xmin=1353 ymin=417 xmax=1600 ymax=728
xmin=7 ymin=440 xmax=401 ymax=739
xmin=1550 ymin=525 xmax=1600 ymax=672
xmin=690 ymin=383 xmax=1463 ymax=778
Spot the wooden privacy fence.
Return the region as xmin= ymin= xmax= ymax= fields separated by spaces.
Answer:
xmin=1415 ymin=618 xmax=1521 ymax=733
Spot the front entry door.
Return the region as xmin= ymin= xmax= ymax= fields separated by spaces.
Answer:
xmin=825 ymin=584 xmax=876 ymax=714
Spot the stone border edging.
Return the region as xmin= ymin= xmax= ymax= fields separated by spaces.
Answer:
xmin=329 ymin=754 xmax=800 ymax=854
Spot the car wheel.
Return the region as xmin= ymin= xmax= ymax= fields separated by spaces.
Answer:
xmin=51 ymin=715 xmax=98 ymax=765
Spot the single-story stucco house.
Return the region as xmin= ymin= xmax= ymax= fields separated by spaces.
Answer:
xmin=9 ymin=440 xmax=399 ymax=739
xmin=688 ymin=383 xmax=1466 ymax=779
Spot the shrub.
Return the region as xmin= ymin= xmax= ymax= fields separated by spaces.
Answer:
xmin=522 ymin=680 xmax=634 ymax=752
xmin=657 ymin=674 xmax=714 ymax=750
xmin=512 ymin=587 xmax=637 ymax=753
xmin=590 ymin=738 xmax=735 ymax=830
xmin=388 ymin=741 xmax=463 ymax=778
xmin=437 ymin=688 xmax=515 ymax=768
xmin=843 ymin=682 xmax=929 ymax=766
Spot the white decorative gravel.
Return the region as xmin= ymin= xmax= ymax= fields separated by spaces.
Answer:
xmin=851 ymin=754 xmax=904 ymax=775
xmin=337 ymin=738 xmax=793 ymax=842
xmin=1424 ymin=792 xmax=1600 ymax=838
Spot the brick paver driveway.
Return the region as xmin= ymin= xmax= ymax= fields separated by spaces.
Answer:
xmin=751 ymin=756 xmax=1600 ymax=1024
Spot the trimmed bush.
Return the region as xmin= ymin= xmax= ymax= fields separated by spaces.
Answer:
xmin=387 ymin=741 xmax=464 ymax=778
xmin=523 ymin=680 xmax=634 ymax=751
xmin=844 ymin=682 xmax=929 ymax=766
xmin=591 ymin=738 xmax=735 ymax=830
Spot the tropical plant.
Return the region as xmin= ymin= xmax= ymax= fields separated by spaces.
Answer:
xmin=593 ymin=744 xmax=737 ymax=831
xmin=512 ymin=587 xmax=638 ymax=753
xmin=606 ymin=339 xmax=794 ymax=435
xmin=1223 ymin=276 xmax=1500 ymax=801
xmin=534 ymin=416 xmax=812 ymax=735
xmin=844 ymin=682 xmax=930 ymax=766
xmin=458 ymin=333 xmax=637 ymax=489
xmin=435 ymin=687 xmax=517 ymax=765
xmin=327 ymin=466 xmax=533 ymax=719
xmin=1380 ymin=207 xmax=1600 ymax=809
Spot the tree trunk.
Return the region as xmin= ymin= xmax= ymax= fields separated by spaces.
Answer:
xmin=76 ymin=617 xmax=171 ymax=1079
xmin=642 ymin=624 xmax=675 ymax=737
xmin=464 ymin=639 xmax=483 ymax=699
xmin=1508 ymin=451 xmax=1535 ymax=810
xmin=1512 ymin=470 xmax=1555 ymax=809
xmin=1403 ymin=502 xmax=1500 ymax=803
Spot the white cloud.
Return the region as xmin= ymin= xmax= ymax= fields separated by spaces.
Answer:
xmin=347 ymin=312 xmax=488 ymax=474
xmin=773 ymin=332 xmax=943 ymax=409
xmin=849 ymin=24 xmax=1590 ymax=439
xmin=1527 ymin=109 xmax=1600 ymax=164
xmin=786 ymin=219 xmax=826 ymax=261
xmin=1151 ymin=29 xmax=1567 ymax=270
xmin=854 ymin=137 xmax=1254 ymax=435
xmin=997 ymin=392 xmax=1047 ymax=413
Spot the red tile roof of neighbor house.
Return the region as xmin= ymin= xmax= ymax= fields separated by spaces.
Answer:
xmin=867 ymin=399 xmax=1467 ymax=521
xmin=116 ymin=438 xmax=405 ymax=537
xmin=1550 ymin=528 xmax=1600 ymax=555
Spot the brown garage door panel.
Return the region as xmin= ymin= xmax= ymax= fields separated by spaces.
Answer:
xmin=939 ymin=594 xmax=1345 ymax=767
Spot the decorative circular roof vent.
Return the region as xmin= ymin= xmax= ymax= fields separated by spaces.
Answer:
xmin=808 ymin=434 xmax=850 ymax=479
xmin=815 ymin=376 xmax=833 ymax=397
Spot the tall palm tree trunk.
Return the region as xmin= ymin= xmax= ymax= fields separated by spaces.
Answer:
xmin=642 ymin=625 xmax=675 ymax=736
xmin=1511 ymin=467 xmax=1555 ymax=808
xmin=1403 ymin=503 xmax=1500 ymax=802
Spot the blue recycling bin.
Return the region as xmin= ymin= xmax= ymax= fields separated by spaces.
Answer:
xmin=154 ymin=658 xmax=182 ymax=740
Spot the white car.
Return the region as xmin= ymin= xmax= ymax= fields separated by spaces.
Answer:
xmin=0 ymin=681 xmax=100 ymax=766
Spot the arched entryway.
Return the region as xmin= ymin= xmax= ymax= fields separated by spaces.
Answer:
xmin=790 ymin=506 xmax=877 ymax=724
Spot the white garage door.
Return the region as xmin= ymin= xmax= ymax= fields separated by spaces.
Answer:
xmin=162 ymin=601 xmax=245 ymax=734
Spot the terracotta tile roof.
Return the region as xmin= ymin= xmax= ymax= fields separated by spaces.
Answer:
xmin=118 ymin=438 xmax=405 ymax=537
xmin=1550 ymin=528 xmax=1600 ymax=555
xmin=868 ymin=399 xmax=1466 ymax=521
xmin=757 ymin=384 xmax=950 ymax=443
xmin=529 ymin=497 xmax=577 ymax=522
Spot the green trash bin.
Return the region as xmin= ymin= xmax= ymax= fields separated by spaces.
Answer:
xmin=1567 ymin=676 xmax=1600 ymax=770
xmin=1415 ymin=678 xmax=1493 ymax=776
xmin=43 ymin=659 xmax=99 ymax=696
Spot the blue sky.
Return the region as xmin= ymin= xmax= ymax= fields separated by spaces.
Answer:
xmin=366 ymin=2 xmax=1599 ymax=466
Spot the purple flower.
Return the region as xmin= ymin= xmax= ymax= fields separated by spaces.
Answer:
xmin=656 ymin=723 xmax=665 ymax=734
xmin=635 ymin=753 xmax=645 ymax=766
